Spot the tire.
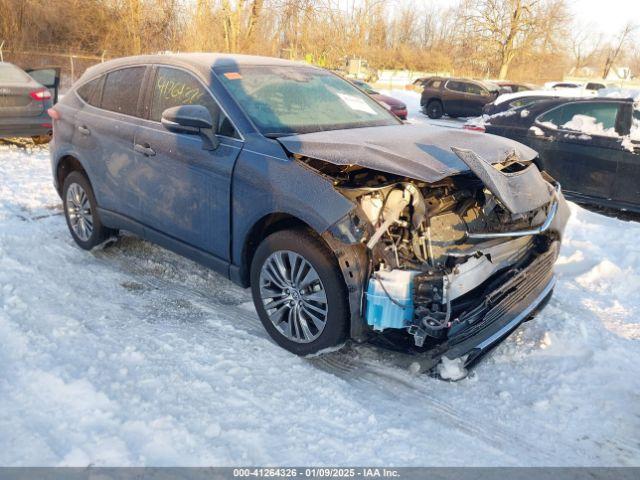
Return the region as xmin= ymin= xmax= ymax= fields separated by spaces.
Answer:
xmin=62 ymin=171 xmax=115 ymax=250
xmin=426 ymin=100 xmax=443 ymax=119
xmin=31 ymin=134 xmax=51 ymax=145
xmin=250 ymin=229 xmax=349 ymax=356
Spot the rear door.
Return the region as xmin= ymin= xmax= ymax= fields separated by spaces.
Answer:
xmin=26 ymin=67 xmax=61 ymax=103
xmin=134 ymin=65 xmax=243 ymax=258
xmin=443 ymin=80 xmax=468 ymax=116
xmin=531 ymin=101 xmax=624 ymax=199
xmin=72 ymin=66 xmax=149 ymax=220
xmin=0 ymin=63 xmax=46 ymax=118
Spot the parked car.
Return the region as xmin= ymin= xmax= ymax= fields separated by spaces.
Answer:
xmin=408 ymin=77 xmax=428 ymax=91
xmin=49 ymin=54 xmax=568 ymax=372
xmin=0 ymin=62 xmax=60 ymax=144
xmin=420 ymin=77 xmax=500 ymax=118
xmin=350 ymin=79 xmax=407 ymax=119
xmin=492 ymin=81 xmax=536 ymax=93
xmin=544 ymin=81 xmax=607 ymax=92
xmin=474 ymin=97 xmax=640 ymax=212
xmin=482 ymin=89 xmax=592 ymax=116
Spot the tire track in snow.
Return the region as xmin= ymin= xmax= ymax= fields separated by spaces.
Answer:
xmin=311 ymin=349 xmax=555 ymax=464
xmin=89 ymin=235 xmax=553 ymax=464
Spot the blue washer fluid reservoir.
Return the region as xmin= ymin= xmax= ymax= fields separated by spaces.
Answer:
xmin=365 ymin=269 xmax=420 ymax=331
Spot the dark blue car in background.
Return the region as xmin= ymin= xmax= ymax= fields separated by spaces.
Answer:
xmin=49 ymin=53 xmax=568 ymax=372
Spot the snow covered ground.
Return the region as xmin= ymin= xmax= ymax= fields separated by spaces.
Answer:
xmin=1 ymin=113 xmax=640 ymax=466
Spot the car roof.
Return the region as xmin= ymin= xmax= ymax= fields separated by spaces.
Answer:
xmin=80 ymin=53 xmax=312 ymax=83
xmin=494 ymin=89 xmax=594 ymax=105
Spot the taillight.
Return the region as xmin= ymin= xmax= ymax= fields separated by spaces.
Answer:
xmin=47 ymin=108 xmax=61 ymax=120
xmin=463 ymin=124 xmax=485 ymax=133
xmin=29 ymin=88 xmax=52 ymax=101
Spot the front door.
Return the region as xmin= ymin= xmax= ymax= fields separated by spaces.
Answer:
xmin=443 ymin=80 xmax=468 ymax=116
xmin=530 ymin=101 xmax=624 ymax=199
xmin=134 ymin=66 xmax=243 ymax=259
xmin=612 ymin=109 xmax=640 ymax=206
xmin=463 ymin=83 xmax=494 ymax=117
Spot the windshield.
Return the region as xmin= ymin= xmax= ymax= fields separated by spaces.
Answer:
xmin=353 ymin=80 xmax=377 ymax=94
xmin=217 ymin=66 xmax=400 ymax=136
xmin=0 ymin=63 xmax=30 ymax=83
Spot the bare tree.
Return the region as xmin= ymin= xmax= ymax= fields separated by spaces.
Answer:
xmin=602 ymin=22 xmax=637 ymax=79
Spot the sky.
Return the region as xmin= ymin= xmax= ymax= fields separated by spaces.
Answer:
xmin=568 ymin=0 xmax=639 ymax=36
xmin=425 ymin=0 xmax=638 ymax=39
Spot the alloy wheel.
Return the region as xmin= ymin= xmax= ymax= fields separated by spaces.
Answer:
xmin=66 ymin=183 xmax=93 ymax=242
xmin=259 ymin=250 xmax=329 ymax=343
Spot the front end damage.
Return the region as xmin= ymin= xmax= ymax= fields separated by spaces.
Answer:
xmin=300 ymin=146 xmax=569 ymax=373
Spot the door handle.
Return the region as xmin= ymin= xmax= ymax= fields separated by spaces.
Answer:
xmin=77 ymin=125 xmax=90 ymax=136
xmin=134 ymin=143 xmax=156 ymax=157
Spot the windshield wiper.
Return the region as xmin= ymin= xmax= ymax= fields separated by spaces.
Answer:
xmin=263 ymin=132 xmax=298 ymax=139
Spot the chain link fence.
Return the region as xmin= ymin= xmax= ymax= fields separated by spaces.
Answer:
xmin=0 ymin=44 xmax=110 ymax=92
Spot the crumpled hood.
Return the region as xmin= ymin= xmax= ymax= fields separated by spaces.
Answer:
xmin=278 ymin=124 xmax=538 ymax=183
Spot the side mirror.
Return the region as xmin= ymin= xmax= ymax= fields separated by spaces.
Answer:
xmin=161 ymin=105 xmax=220 ymax=150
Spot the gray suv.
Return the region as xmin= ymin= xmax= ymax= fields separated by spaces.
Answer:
xmin=49 ymin=53 xmax=568 ymax=372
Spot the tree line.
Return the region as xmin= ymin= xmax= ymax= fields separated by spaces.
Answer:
xmin=0 ymin=0 xmax=637 ymax=82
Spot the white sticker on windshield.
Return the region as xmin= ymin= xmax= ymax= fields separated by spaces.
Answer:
xmin=337 ymin=93 xmax=377 ymax=115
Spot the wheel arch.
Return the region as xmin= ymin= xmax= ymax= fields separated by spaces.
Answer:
xmin=55 ymin=154 xmax=91 ymax=196
xmin=236 ymin=211 xmax=371 ymax=342
xmin=237 ymin=212 xmax=321 ymax=288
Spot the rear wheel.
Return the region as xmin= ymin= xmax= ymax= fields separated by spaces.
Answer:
xmin=250 ymin=229 xmax=349 ymax=356
xmin=32 ymin=134 xmax=51 ymax=145
xmin=426 ymin=100 xmax=443 ymax=119
xmin=62 ymin=171 xmax=115 ymax=250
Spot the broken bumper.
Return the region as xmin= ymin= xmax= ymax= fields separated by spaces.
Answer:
xmin=445 ymin=241 xmax=559 ymax=367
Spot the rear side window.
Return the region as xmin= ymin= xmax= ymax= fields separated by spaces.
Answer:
xmin=428 ymin=80 xmax=441 ymax=88
xmin=76 ymin=77 xmax=102 ymax=106
xmin=101 ymin=67 xmax=146 ymax=117
xmin=150 ymin=67 xmax=237 ymax=137
xmin=537 ymin=105 xmax=565 ymax=127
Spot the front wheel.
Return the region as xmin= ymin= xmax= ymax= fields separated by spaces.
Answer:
xmin=250 ymin=229 xmax=349 ymax=356
xmin=62 ymin=171 xmax=115 ymax=250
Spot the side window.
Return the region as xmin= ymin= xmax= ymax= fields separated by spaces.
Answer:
xmin=537 ymin=106 xmax=565 ymax=128
xmin=150 ymin=67 xmax=237 ymax=138
xmin=446 ymin=81 xmax=465 ymax=93
xmin=466 ymin=83 xmax=486 ymax=96
xmin=76 ymin=76 xmax=102 ymax=107
xmin=101 ymin=67 xmax=146 ymax=117
xmin=429 ymin=80 xmax=441 ymax=88
xmin=560 ymin=102 xmax=620 ymax=134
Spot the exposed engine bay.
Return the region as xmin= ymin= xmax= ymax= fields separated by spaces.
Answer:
xmin=296 ymin=148 xmax=566 ymax=352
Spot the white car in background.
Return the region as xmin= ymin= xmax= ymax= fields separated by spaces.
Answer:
xmin=545 ymin=81 xmax=609 ymax=93
xmin=482 ymin=88 xmax=593 ymax=116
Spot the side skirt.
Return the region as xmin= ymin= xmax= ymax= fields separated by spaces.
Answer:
xmin=98 ymin=208 xmax=233 ymax=281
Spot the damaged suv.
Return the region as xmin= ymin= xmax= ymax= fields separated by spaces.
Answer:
xmin=50 ymin=54 xmax=569 ymax=370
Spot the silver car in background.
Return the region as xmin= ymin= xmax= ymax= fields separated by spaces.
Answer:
xmin=0 ymin=62 xmax=59 ymax=144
